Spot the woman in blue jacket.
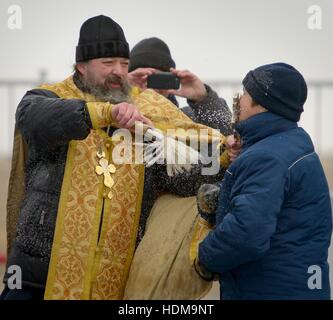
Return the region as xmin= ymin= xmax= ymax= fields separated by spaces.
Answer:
xmin=198 ymin=62 xmax=332 ymax=300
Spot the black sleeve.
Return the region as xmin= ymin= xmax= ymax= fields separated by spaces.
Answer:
xmin=16 ymin=89 xmax=92 ymax=149
xmin=187 ymin=85 xmax=233 ymax=136
xmin=155 ymin=162 xmax=225 ymax=197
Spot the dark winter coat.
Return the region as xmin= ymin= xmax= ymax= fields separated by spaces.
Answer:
xmin=199 ymin=112 xmax=332 ymax=300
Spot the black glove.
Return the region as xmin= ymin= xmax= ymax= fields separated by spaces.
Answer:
xmin=193 ymin=257 xmax=219 ymax=282
xmin=196 ymin=183 xmax=220 ymax=225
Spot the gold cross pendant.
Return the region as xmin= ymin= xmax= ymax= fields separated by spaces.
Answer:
xmin=95 ymin=157 xmax=116 ymax=198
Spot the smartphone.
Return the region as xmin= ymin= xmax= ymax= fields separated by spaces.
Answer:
xmin=147 ymin=72 xmax=180 ymax=90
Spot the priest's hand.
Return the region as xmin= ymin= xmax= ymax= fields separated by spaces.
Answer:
xmin=167 ymin=68 xmax=207 ymax=103
xmin=111 ymin=103 xmax=153 ymax=129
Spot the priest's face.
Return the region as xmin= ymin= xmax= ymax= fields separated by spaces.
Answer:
xmin=77 ymin=57 xmax=132 ymax=103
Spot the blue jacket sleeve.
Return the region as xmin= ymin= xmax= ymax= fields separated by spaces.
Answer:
xmin=198 ymin=151 xmax=287 ymax=274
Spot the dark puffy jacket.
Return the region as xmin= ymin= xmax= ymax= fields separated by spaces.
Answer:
xmin=4 ymin=82 xmax=231 ymax=289
xmin=199 ymin=112 xmax=332 ymax=300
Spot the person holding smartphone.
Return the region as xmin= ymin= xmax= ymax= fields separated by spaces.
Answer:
xmin=128 ymin=37 xmax=233 ymax=138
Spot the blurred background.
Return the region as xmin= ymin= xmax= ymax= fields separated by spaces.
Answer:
xmin=0 ymin=0 xmax=332 ymax=298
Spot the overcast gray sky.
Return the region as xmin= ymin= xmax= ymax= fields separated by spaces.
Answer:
xmin=1 ymin=0 xmax=332 ymax=80
xmin=0 ymin=0 xmax=332 ymax=155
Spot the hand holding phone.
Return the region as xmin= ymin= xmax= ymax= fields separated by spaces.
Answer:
xmin=165 ymin=68 xmax=207 ymax=103
xmin=127 ymin=68 xmax=155 ymax=88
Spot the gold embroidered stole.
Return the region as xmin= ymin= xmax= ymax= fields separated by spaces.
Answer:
xmin=40 ymin=78 xmax=145 ymax=300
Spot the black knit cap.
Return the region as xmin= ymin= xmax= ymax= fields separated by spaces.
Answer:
xmin=76 ymin=15 xmax=129 ymax=62
xmin=242 ymin=63 xmax=307 ymax=122
xmin=128 ymin=37 xmax=176 ymax=72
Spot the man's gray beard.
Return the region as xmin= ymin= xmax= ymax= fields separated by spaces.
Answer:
xmin=74 ymin=71 xmax=132 ymax=104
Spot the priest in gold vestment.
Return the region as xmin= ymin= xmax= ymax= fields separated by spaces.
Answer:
xmin=2 ymin=15 xmax=231 ymax=300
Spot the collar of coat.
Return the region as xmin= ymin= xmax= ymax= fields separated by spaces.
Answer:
xmin=236 ymin=111 xmax=298 ymax=150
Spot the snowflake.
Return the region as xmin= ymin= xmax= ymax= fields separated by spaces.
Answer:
xmin=253 ymin=69 xmax=273 ymax=90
